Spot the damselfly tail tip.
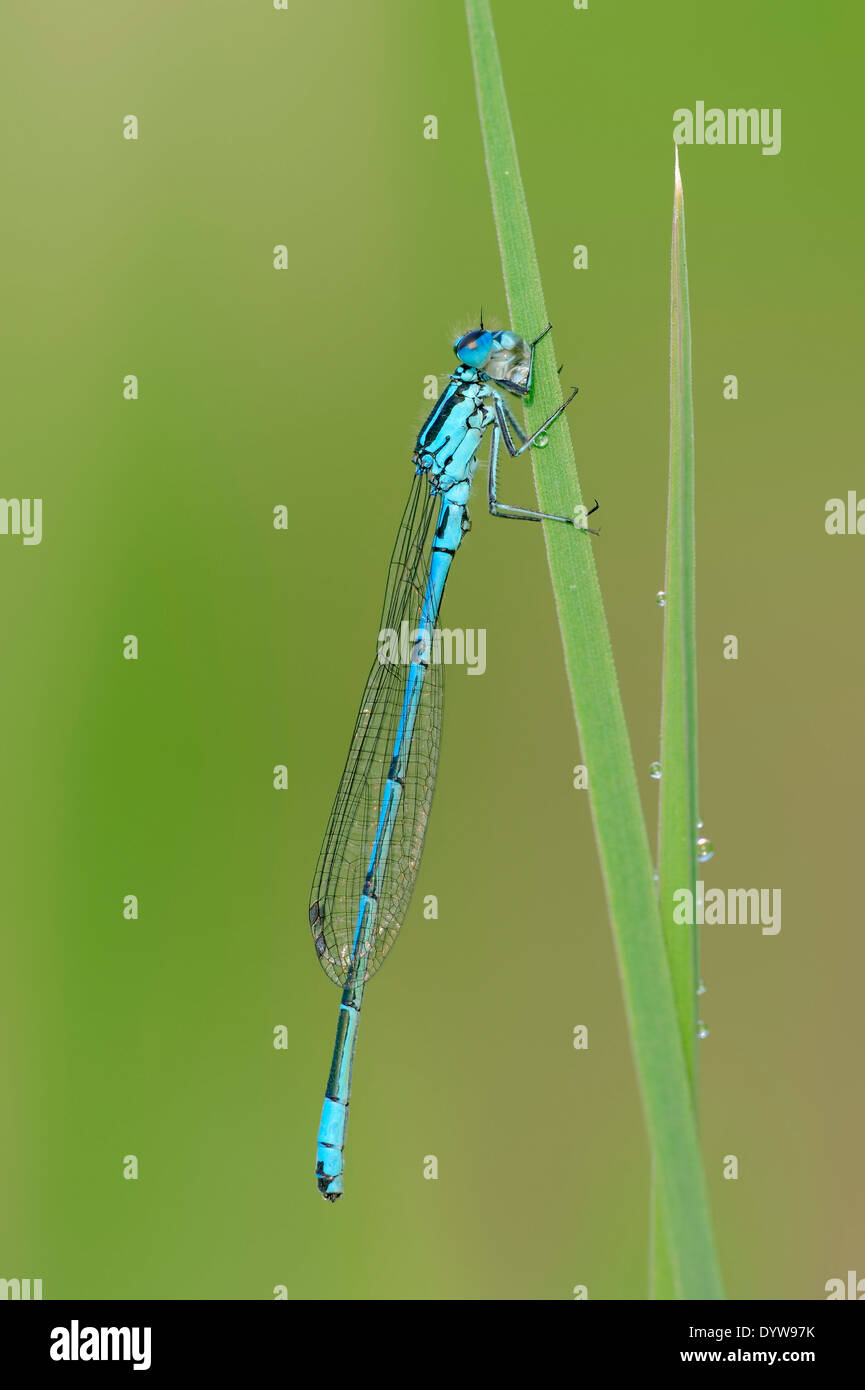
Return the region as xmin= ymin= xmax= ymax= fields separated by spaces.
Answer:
xmin=316 ymin=1162 xmax=343 ymax=1202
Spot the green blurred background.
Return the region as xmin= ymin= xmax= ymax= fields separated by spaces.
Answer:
xmin=1 ymin=0 xmax=861 ymax=1300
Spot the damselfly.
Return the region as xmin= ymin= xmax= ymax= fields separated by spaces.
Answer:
xmin=308 ymin=320 xmax=597 ymax=1200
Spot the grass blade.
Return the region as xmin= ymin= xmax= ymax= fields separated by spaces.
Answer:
xmin=465 ymin=0 xmax=723 ymax=1299
xmin=651 ymin=148 xmax=701 ymax=1299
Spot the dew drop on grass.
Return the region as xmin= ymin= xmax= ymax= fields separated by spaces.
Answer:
xmin=696 ymin=837 xmax=714 ymax=863
xmin=697 ymin=1021 xmax=709 ymax=1040
xmin=649 ymin=762 xmax=662 ymax=780
xmin=535 ymin=433 xmax=549 ymax=448
xmin=697 ymin=979 xmax=707 ymax=996
xmin=656 ymin=590 xmax=666 ymax=606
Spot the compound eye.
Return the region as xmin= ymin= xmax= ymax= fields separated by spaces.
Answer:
xmin=454 ymin=329 xmax=493 ymax=367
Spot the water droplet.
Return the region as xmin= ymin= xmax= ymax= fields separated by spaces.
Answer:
xmin=656 ymin=590 xmax=666 ymax=607
xmin=697 ymin=1021 xmax=709 ymax=1040
xmin=697 ymin=979 xmax=706 ymax=996
xmin=649 ymin=762 xmax=662 ymax=780
xmin=697 ymin=819 xmax=704 ymax=831
xmin=535 ymin=433 xmax=549 ymax=448
xmin=696 ymin=836 xmax=714 ymax=863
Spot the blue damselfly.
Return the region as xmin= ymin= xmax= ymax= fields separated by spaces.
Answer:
xmin=308 ymin=321 xmax=597 ymax=1199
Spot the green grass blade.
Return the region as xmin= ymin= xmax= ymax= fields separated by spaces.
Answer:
xmin=465 ymin=0 xmax=723 ymax=1299
xmin=661 ymin=148 xmax=700 ymax=1073
xmin=651 ymin=148 xmax=701 ymax=1299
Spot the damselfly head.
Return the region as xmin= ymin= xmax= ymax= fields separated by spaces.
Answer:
xmin=453 ymin=328 xmax=494 ymax=369
xmin=453 ymin=327 xmax=534 ymax=394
